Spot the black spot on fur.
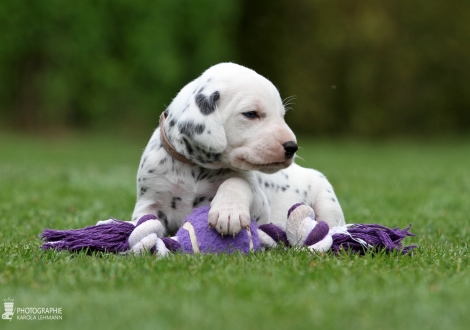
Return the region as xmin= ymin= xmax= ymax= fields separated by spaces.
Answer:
xmin=157 ymin=210 xmax=168 ymax=227
xmin=295 ymin=189 xmax=300 ymax=194
xmin=212 ymin=153 xmax=222 ymax=162
xmin=179 ymin=121 xmax=195 ymax=137
xmin=195 ymin=91 xmax=220 ymax=115
xmin=169 ymin=119 xmax=176 ymax=127
xmin=178 ymin=121 xmax=205 ymax=137
xmin=171 ymin=197 xmax=182 ymax=209
xmin=148 ymin=169 xmax=155 ymax=173
xmin=195 ymin=124 xmax=205 ymax=134
xmin=159 ymin=157 xmax=168 ymax=165
xmin=264 ymin=182 xmax=269 ymax=188
xmin=196 ymin=169 xmax=210 ymax=181
xmin=332 ymin=198 xmax=336 ymax=202
xmin=194 ymin=150 xmax=222 ymax=164
xmin=140 ymin=187 xmax=148 ymax=196
xmin=193 ymin=196 xmax=206 ymax=207
xmin=182 ymin=137 xmax=194 ymax=155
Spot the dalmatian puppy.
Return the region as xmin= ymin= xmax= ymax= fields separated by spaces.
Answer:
xmin=131 ymin=63 xmax=345 ymax=237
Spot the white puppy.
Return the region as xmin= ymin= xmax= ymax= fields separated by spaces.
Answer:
xmin=131 ymin=63 xmax=344 ymax=237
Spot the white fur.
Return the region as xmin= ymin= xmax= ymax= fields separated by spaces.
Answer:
xmin=131 ymin=63 xmax=345 ymax=237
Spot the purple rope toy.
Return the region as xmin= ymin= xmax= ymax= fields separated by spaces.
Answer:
xmin=41 ymin=204 xmax=416 ymax=256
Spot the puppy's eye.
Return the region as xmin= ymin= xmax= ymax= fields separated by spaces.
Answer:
xmin=242 ymin=111 xmax=259 ymax=119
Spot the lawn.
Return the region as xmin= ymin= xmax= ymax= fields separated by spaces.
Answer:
xmin=0 ymin=132 xmax=469 ymax=330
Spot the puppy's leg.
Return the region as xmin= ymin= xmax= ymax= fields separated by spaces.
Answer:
xmin=208 ymin=177 xmax=253 ymax=236
xmin=289 ymin=166 xmax=345 ymax=228
xmin=313 ymin=187 xmax=345 ymax=228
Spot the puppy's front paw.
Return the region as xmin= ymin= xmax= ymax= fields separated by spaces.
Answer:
xmin=208 ymin=202 xmax=251 ymax=237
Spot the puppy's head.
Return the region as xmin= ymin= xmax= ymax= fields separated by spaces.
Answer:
xmin=163 ymin=63 xmax=297 ymax=173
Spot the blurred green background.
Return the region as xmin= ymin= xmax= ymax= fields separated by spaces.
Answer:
xmin=1 ymin=0 xmax=469 ymax=137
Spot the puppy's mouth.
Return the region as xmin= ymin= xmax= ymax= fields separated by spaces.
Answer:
xmin=238 ymin=157 xmax=293 ymax=173
xmin=227 ymin=146 xmax=295 ymax=173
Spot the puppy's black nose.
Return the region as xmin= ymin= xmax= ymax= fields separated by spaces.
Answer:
xmin=283 ymin=141 xmax=298 ymax=159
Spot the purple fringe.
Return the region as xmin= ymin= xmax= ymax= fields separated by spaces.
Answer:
xmin=41 ymin=221 xmax=135 ymax=253
xmin=331 ymin=224 xmax=417 ymax=255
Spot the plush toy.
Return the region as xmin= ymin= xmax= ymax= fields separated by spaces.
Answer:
xmin=41 ymin=203 xmax=416 ymax=256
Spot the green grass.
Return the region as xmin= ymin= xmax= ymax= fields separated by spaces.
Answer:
xmin=1 ymin=132 xmax=469 ymax=330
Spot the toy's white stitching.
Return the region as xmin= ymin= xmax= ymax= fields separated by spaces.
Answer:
xmin=182 ymin=222 xmax=200 ymax=253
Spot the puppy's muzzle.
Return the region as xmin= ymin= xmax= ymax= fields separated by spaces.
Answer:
xmin=283 ymin=141 xmax=298 ymax=160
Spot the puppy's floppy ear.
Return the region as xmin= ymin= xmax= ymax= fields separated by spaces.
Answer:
xmin=174 ymin=88 xmax=227 ymax=154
